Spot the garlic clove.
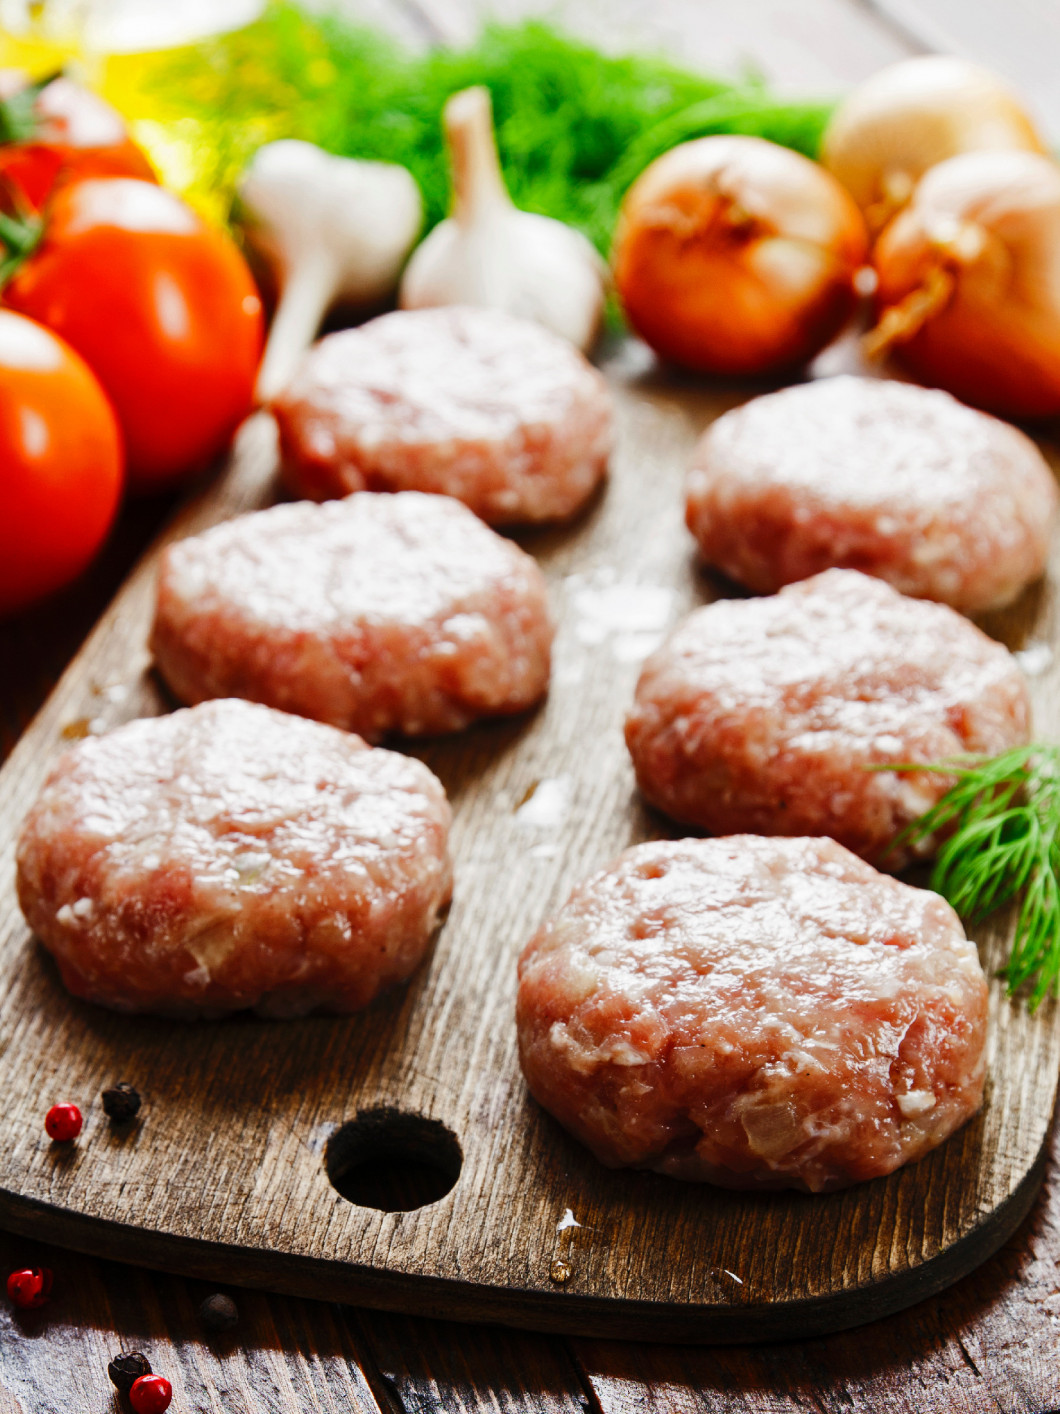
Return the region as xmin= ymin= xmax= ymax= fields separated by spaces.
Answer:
xmin=445 ymin=85 xmax=510 ymax=223
xmin=240 ymin=139 xmax=422 ymax=401
xmin=399 ymin=86 xmax=606 ymax=353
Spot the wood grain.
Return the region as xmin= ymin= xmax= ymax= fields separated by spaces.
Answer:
xmin=5 ymin=1141 xmax=1060 ymax=1414
xmin=573 ymin=1128 xmax=1060 ymax=1412
xmin=357 ymin=1311 xmax=594 ymax=1412
xmin=0 ymin=329 xmax=1057 ymax=1342
xmin=0 ymin=1228 xmax=389 ymax=1414
xmin=403 ymin=0 xmax=912 ymax=89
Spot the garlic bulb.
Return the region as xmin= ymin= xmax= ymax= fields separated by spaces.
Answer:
xmin=240 ymin=139 xmax=422 ymax=401
xmin=822 ymin=56 xmax=1044 ymax=237
xmin=400 ymin=86 xmax=606 ymax=352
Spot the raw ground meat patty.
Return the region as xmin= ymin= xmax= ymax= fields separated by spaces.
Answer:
xmin=625 ymin=569 xmax=1029 ymax=867
xmin=517 ymin=835 xmax=988 ymax=1191
xmin=16 ymin=699 xmax=453 ymax=1018
xmin=151 ymin=491 xmax=553 ymax=740
xmin=686 ymin=376 xmax=1058 ymax=613
xmin=271 ymin=305 xmax=613 ymax=524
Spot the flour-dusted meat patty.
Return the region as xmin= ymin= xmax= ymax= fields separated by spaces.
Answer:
xmin=16 ymin=700 xmax=453 ymax=1018
xmin=271 ymin=305 xmax=613 ymax=524
xmin=151 ymin=491 xmax=553 ymax=740
xmin=517 ymin=835 xmax=987 ymax=1192
xmin=625 ymin=569 xmax=1029 ymax=867
xmin=686 ymin=376 xmax=1058 ymax=613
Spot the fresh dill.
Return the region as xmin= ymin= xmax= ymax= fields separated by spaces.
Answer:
xmin=123 ymin=5 xmax=834 ymax=249
xmin=893 ymin=745 xmax=1060 ymax=1009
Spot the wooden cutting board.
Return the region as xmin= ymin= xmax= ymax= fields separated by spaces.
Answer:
xmin=0 ymin=334 xmax=1057 ymax=1343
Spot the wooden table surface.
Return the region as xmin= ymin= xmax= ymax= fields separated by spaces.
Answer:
xmin=3 ymin=0 xmax=1060 ymax=1408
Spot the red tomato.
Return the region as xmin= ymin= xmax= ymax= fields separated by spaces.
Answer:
xmin=0 ymin=309 xmax=123 ymax=614
xmin=0 ymin=71 xmax=155 ymax=209
xmin=4 ymin=178 xmax=263 ymax=490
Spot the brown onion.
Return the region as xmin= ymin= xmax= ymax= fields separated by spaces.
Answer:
xmin=612 ymin=135 xmax=868 ymax=376
xmin=822 ymin=56 xmax=1044 ymax=237
xmin=868 ymin=149 xmax=1060 ymax=420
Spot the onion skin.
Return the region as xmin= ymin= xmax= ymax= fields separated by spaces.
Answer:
xmin=612 ymin=135 xmax=868 ymax=376
xmin=871 ymin=150 xmax=1060 ymax=420
xmin=823 ymin=57 xmax=1044 ymax=237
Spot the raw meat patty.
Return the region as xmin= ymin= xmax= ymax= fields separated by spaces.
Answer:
xmin=517 ymin=835 xmax=988 ymax=1191
xmin=686 ymin=376 xmax=1058 ymax=613
xmin=151 ymin=491 xmax=553 ymax=740
xmin=271 ymin=305 xmax=613 ymax=524
xmin=625 ymin=569 xmax=1029 ymax=867
xmin=16 ymin=699 xmax=453 ymax=1018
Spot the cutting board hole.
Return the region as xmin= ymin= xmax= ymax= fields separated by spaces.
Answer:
xmin=324 ymin=1108 xmax=461 ymax=1212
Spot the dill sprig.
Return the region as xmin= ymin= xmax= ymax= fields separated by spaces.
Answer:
xmin=115 ymin=5 xmax=833 ymax=248
xmin=893 ymin=745 xmax=1060 ymax=1008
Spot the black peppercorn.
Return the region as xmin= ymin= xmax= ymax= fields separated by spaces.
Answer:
xmin=108 ymin=1350 xmax=152 ymax=1393
xmin=101 ymin=1082 xmax=141 ymax=1124
xmin=198 ymin=1293 xmax=238 ymax=1331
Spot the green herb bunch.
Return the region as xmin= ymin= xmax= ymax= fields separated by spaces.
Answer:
xmin=895 ymin=745 xmax=1060 ymax=1008
xmin=134 ymin=3 xmax=833 ymax=250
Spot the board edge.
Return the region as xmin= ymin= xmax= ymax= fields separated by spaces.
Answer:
xmin=0 ymin=1114 xmax=1050 ymax=1346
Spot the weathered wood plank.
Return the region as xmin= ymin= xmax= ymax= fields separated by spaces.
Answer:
xmin=405 ymin=0 xmax=914 ymax=88
xmin=355 ymin=1311 xmax=597 ymax=1412
xmin=0 ymin=1230 xmax=387 ymax=1414
xmin=575 ymin=1134 xmax=1060 ymax=1412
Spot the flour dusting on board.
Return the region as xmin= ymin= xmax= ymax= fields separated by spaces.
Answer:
xmin=1017 ymin=643 xmax=1053 ymax=676
xmin=566 ymin=568 xmax=675 ymax=662
xmin=514 ymin=777 xmax=571 ymax=829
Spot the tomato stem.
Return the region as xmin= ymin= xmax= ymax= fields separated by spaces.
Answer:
xmin=0 ymin=206 xmax=43 ymax=288
xmin=0 ymin=71 xmax=63 ymax=147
